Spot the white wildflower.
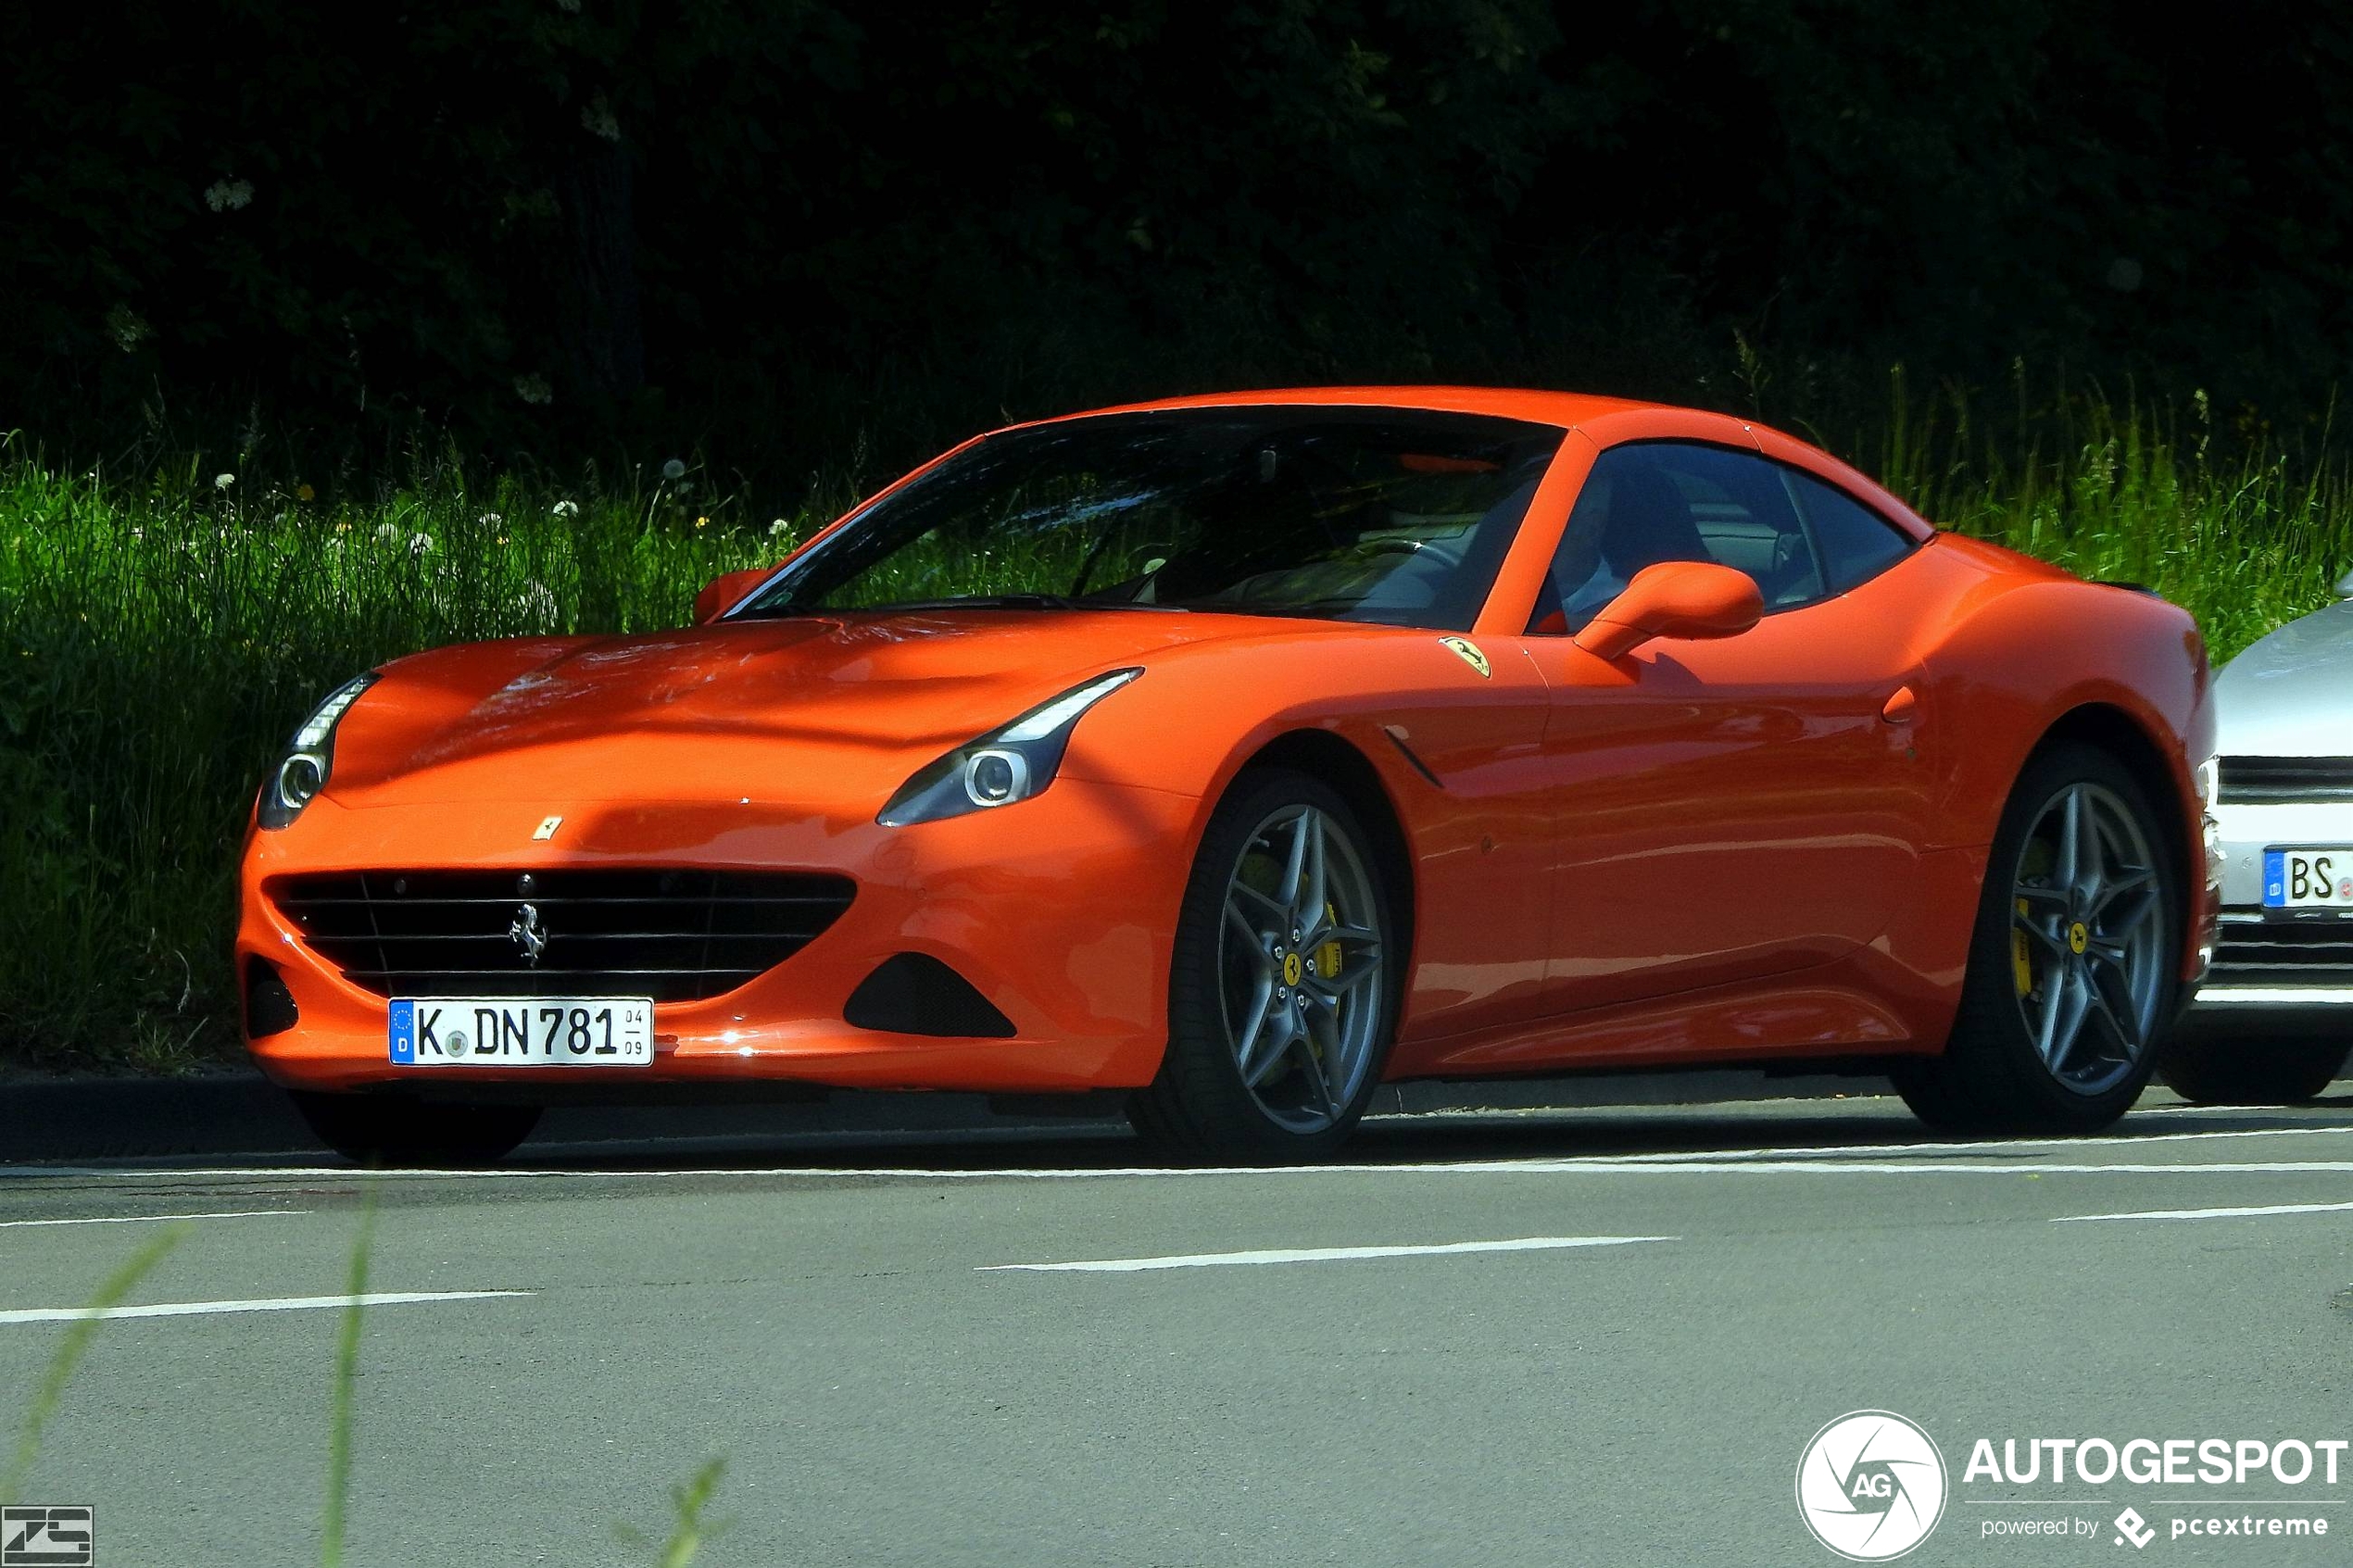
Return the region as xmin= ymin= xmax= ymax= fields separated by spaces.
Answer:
xmin=768 ymin=518 xmax=791 ymax=537
xmin=213 ymin=472 xmax=235 ymax=492
xmin=581 ymin=96 xmax=621 ymax=142
xmin=478 ymin=511 xmax=503 ymax=526
xmin=517 ymin=580 xmax=560 ymax=623
xmin=204 ymin=179 xmax=254 ymax=212
xmin=374 ymin=521 xmax=401 ymax=544
xmin=409 ymin=533 xmax=436 ymax=557
xmin=513 ymin=373 xmax=553 ymax=406
xmin=551 ymin=499 xmax=579 ymax=519
xmin=673 ymin=481 xmax=692 ymax=498
xmin=104 ymin=304 xmax=151 ymax=353
xmin=661 ymin=458 xmax=686 ymax=481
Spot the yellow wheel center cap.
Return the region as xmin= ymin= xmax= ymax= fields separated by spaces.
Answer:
xmin=1282 ymin=952 xmax=1303 ymax=986
xmin=2068 ymin=922 xmax=2089 ymax=955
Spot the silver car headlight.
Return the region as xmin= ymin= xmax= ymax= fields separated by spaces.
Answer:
xmin=877 ymin=669 xmax=1142 ymax=827
xmin=257 ymin=672 xmax=379 ymax=830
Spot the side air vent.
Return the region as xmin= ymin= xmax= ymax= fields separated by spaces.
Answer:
xmin=244 ymin=958 xmax=300 ymax=1037
xmin=845 ymin=953 xmax=1017 ymax=1038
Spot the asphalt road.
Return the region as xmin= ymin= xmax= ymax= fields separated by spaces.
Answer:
xmin=3 ymin=1089 xmax=2350 ymax=1567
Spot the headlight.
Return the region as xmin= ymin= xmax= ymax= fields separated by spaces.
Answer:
xmin=256 ymin=672 xmax=379 ymax=830
xmin=877 ymin=669 xmax=1142 ymax=827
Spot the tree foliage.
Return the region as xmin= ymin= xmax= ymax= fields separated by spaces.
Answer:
xmin=4 ymin=1 xmax=2349 ymax=467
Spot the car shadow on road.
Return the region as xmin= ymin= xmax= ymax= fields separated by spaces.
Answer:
xmin=508 ymin=1090 xmax=2353 ymax=1173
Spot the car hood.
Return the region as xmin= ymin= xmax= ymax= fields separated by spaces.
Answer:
xmin=326 ymin=609 xmax=1230 ymax=808
xmin=2215 ymin=598 xmax=2353 ymax=756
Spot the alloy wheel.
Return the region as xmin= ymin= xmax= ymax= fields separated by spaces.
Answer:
xmin=1217 ymin=803 xmax=1386 ymax=1133
xmin=2007 ymin=781 xmax=2167 ymax=1097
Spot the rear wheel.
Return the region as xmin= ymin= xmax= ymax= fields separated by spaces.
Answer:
xmin=1895 ymin=744 xmax=2181 ymax=1133
xmin=1131 ymin=769 xmax=1399 ymax=1162
xmin=291 ymin=1092 xmax=542 ymax=1167
xmin=2160 ymin=1028 xmax=2349 ymax=1105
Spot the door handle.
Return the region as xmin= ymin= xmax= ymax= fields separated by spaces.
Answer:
xmin=1880 ymin=684 xmax=1919 ymax=724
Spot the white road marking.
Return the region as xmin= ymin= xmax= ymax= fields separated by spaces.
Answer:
xmin=2053 ymin=1199 xmax=2353 ymax=1223
xmin=981 ymin=1235 xmax=1676 ymax=1273
xmin=1603 ymin=1123 xmax=2353 ymax=1162
xmin=6 ymin=1121 xmax=2351 ymax=1185
xmin=0 ymin=1290 xmax=531 ymax=1325
xmin=0 ymin=1209 xmax=308 ymax=1230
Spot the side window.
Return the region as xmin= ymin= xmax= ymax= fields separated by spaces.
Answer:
xmin=1782 ymin=470 xmax=1919 ymax=592
xmin=1528 ymin=443 xmax=1823 ymax=633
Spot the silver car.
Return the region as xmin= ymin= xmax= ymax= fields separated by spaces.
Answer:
xmin=2167 ymin=575 xmax=2353 ymax=1102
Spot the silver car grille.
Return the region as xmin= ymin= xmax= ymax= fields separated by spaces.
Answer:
xmin=2207 ymin=911 xmax=2353 ymax=987
xmin=2217 ymin=756 xmax=2353 ymax=804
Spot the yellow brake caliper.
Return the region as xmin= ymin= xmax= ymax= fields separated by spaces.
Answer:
xmin=1304 ymin=903 xmax=1345 ymax=1070
xmin=1315 ymin=902 xmax=1343 ymax=983
xmin=2011 ymin=897 xmax=2034 ymax=997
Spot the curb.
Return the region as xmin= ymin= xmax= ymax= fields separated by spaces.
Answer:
xmin=0 ymin=1068 xmax=1896 ymax=1164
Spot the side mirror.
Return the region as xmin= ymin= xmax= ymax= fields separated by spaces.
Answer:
xmin=693 ymin=568 xmax=773 ymax=624
xmin=1572 ymin=560 xmax=1763 ymax=661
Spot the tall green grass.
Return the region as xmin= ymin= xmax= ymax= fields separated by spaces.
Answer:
xmin=4 ymin=384 xmax=2351 ymax=1073
xmin=0 ymin=445 xmax=791 ymax=1070
xmin=1869 ymin=373 xmax=2353 ymax=656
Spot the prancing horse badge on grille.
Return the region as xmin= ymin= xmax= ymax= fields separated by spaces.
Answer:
xmin=508 ymin=903 xmax=548 ymax=966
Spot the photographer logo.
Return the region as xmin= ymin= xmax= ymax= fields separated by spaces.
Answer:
xmin=1797 ymin=1411 xmax=1948 ymax=1561
xmin=1 ymin=1506 xmax=93 ymax=1568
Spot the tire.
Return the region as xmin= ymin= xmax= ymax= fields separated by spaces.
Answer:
xmin=1895 ymin=742 xmax=2183 ymax=1134
xmin=2160 ymin=1027 xmax=2350 ymax=1106
xmin=291 ymin=1092 xmax=542 ymax=1167
xmin=1130 ymin=768 xmax=1401 ymax=1162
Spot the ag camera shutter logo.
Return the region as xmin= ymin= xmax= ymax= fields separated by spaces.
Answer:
xmin=1796 ymin=1411 xmax=1948 ymax=1561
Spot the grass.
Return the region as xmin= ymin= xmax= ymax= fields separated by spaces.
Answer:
xmin=4 ymin=379 xmax=2352 ymax=1073
xmin=0 ymin=1229 xmax=180 ymax=1508
xmin=5 ymin=1204 xmax=730 ymax=1562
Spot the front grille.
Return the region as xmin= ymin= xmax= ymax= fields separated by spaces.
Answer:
xmin=2208 ymin=913 xmax=2353 ymax=986
xmin=271 ymin=868 xmax=855 ymax=1003
xmin=2218 ymin=756 xmax=2353 ymax=804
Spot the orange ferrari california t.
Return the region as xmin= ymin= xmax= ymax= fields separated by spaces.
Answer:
xmin=239 ymin=389 xmax=2218 ymax=1162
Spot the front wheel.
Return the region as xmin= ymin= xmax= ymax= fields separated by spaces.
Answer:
xmin=1130 ymin=769 xmax=1399 ymax=1162
xmin=1896 ymin=743 xmax=2183 ymax=1134
xmin=291 ymin=1092 xmax=542 ymax=1167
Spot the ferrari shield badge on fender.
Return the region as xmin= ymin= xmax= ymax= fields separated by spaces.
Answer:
xmin=533 ymin=815 xmax=563 ymax=840
xmin=1438 ymin=636 xmax=1491 ymax=678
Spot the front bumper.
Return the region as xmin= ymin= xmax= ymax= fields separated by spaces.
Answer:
xmin=237 ymin=781 xmax=1202 ymax=1095
xmin=2193 ymin=797 xmax=2353 ymax=1011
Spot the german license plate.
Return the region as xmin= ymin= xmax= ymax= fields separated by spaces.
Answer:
xmin=389 ymin=997 xmax=654 ymax=1066
xmin=2261 ymin=848 xmax=2353 ymax=909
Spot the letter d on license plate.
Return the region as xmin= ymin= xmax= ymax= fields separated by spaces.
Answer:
xmin=390 ymin=998 xmax=654 ymax=1066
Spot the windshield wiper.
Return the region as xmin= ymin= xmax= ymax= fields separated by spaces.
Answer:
xmin=879 ymin=594 xmax=1087 ymax=610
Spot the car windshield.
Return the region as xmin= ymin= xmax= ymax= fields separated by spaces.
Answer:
xmin=737 ymin=406 xmax=1565 ymax=630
